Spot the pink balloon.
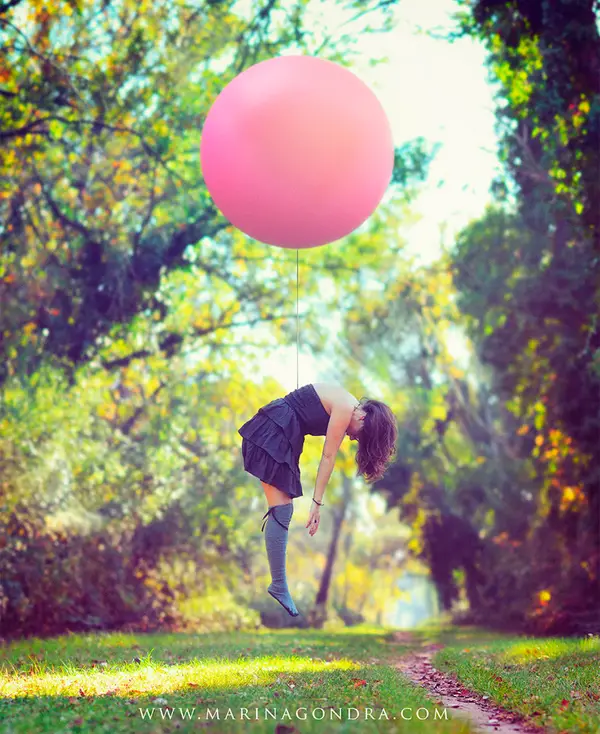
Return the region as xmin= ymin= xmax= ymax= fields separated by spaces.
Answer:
xmin=200 ymin=55 xmax=394 ymax=249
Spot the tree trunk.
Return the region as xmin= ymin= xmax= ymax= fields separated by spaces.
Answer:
xmin=463 ymin=559 xmax=484 ymax=611
xmin=307 ymin=474 xmax=352 ymax=628
xmin=341 ymin=529 xmax=353 ymax=608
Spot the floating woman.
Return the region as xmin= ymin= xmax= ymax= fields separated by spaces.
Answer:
xmin=238 ymin=382 xmax=398 ymax=617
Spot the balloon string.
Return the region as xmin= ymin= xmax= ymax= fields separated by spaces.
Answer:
xmin=296 ymin=248 xmax=299 ymax=390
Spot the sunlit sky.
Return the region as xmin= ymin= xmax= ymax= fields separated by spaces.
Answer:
xmin=236 ymin=0 xmax=501 ymax=394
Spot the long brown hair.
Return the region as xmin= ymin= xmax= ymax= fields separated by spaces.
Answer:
xmin=355 ymin=398 xmax=398 ymax=482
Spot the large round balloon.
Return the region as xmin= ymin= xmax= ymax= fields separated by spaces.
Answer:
xmin=200 ymin=55 xmax=394 ymax=249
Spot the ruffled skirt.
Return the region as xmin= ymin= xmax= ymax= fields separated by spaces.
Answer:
xmin=238 ymin=397 xmax=306 ymax=498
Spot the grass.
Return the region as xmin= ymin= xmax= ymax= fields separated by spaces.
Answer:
xmin=414 ymin=624 xmax=600 ymax=734
xmin=0 ymin=622 xmax=598 ymax=733
xmin=0 ymin=624 xmax=472 ymax=734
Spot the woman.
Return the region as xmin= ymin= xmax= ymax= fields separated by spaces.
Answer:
xmin=238 ymin=382 xmax=398 ymax=617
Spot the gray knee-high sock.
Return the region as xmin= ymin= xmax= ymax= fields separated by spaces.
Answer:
xmin=265 ymin=503 xmax=299 ymax=617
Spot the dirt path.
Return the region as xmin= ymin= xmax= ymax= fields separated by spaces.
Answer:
xmin=388 ymin=632 xmax=547 ymax=734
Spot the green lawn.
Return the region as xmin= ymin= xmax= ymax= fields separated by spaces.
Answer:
xmin=0 ymin=625 xmax=470 ymax=733
xmin=422 ymin=625 xmax=600 ymax=734
xmin=0 ymin=623 xmax=598 ymax=733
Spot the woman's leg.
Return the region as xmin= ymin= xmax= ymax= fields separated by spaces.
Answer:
xmin=261 ymin=481 xmax=293 ymax=508
xmin=260 ymin=481 xmax=298 ymax=617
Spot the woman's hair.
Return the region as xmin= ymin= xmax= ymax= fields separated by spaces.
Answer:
xmin=355 ymin=398 xmax=398 ymax=483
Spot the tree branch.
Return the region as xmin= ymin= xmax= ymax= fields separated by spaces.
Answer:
xmin=101 ymin=311 xmax=298 ymax=370
xmin=35 ymin=172 xmax=96 ymax=240
xmin=0 ymin=118 xmax=51 ymax=140
xmin=0 ymin=0 xmax=25 ymax=16
xmin=119 ymin=381 xmax=166 ymax=435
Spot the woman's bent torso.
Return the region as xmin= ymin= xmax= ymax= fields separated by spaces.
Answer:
xmin=311 ymin=382 xmax=359 ymax=416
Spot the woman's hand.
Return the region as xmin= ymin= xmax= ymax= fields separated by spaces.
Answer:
xmin=306 ymin=505 xmax=321 ymax=536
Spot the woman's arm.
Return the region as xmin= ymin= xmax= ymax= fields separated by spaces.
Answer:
xmin=312 ymin=405 xmax=353 ymax=503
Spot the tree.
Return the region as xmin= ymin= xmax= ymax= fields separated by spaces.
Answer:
xmin=448 ymin=0 xmax=600 ymax=633
xmin=0 ymin=0 xmax=432 ymax=384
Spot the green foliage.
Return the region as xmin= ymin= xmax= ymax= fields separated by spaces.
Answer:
xmin=0 ymin=503 xmax=182 ymax=638
xmin=0 ymin=355 xmax=258 ymax=637
xmin=0 ymin=0 xmax=426 ymax=385
xmin=1 ymin=0 xmax=440 ymax=637
xmin=177 ymin=585 xmax=262 ymax=633
xmin=327 ymin=0 xmax=600 ymax=628
xmin=446 ymin=0 xmax=600 ymax=635
xmin=391 ymin=138 xmax=440 ymax=195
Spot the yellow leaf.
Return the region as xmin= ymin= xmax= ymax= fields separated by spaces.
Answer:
xmin=562 ymin=487 xmax=575 ymax=503
xmin=431 ymin=405 xmax=447 ymax=421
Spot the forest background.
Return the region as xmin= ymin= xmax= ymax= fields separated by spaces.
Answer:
xmin=0 ymin=0 xmax=598 ymax=638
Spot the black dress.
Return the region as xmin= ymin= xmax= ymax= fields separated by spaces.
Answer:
xmin=238 ymin=383 xmax=331 ymax=500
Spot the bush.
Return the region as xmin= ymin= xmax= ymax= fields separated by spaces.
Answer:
xmin=178 ymin=586 xmax=262 ymax=632
xmin=334 ymin=605 xmax=366 ymax=626
xmin=453 ymin=529 xmax=600 ymax=636
xmin=0 ymin=504 xmax=182 ymax=640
